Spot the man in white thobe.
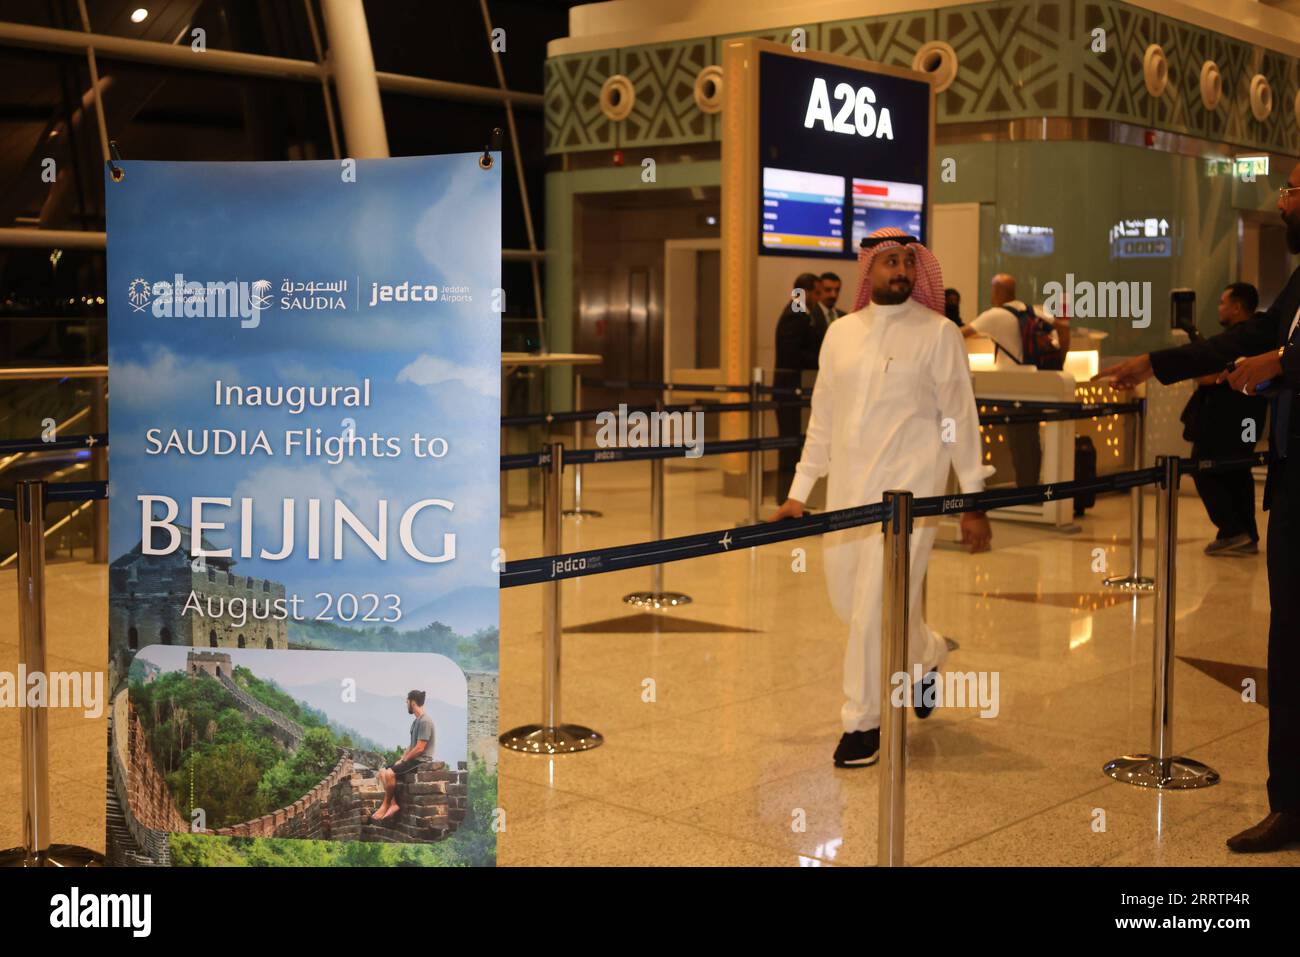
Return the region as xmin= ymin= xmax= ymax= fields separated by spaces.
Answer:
xmin=773 ymin=227 xmax=993 ymax=768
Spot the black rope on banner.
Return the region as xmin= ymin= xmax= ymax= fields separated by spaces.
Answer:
xmin=108 ymin=140 xmax=124 ymax=182
xmin=479 ymin=127 xmax=503 ymax=170
xmin=0 ymin=433 xmax=109 ymax=455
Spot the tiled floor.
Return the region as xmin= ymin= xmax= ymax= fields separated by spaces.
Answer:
xmin=494 ymin=457 xmax=1291 ymax=867
xmin=1 ymin=455 xmax=1292 ymax=865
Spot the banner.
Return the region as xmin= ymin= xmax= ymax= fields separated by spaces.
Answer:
xmin=105 ymin=154 xmax=500 ymax=866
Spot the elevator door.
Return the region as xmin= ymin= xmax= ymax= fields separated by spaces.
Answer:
xmin=574 ymin=187 xmax=720 ymax=399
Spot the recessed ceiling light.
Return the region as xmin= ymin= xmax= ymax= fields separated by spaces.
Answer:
xmin=131 ymin=8 xmax=149 ymax=23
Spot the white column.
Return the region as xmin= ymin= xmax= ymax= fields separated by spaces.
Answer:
xmin=320 ymin=0 xmax=389 ymax=158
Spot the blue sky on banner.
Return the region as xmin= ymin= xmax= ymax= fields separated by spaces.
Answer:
xmin=106 ymin=155 xmax=501 ymax=630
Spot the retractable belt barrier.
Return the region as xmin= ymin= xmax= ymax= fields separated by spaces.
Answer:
xmin=0 ymin=433 xmax=109 ymax=455
xmin=500 ymin=434 xmax=804 ymax=471
xmin=0 ymin=452 xmax=1264 ymax=517
xmin=498 ymin=451 xmax=1266 ymax=588
xmin=499 ymin=397 xmax=1140 ymax=430
xmin=579 ymin=377 xmax=752 ymax=394
xmin=500 ymin=399 xmax=798 ymax=429
xmin=500 ymin=465 xmax=1161 ymax=588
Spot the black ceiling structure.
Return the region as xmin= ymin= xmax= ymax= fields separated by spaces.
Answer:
xmin=0 ymin=0 xmax=580 ymax=364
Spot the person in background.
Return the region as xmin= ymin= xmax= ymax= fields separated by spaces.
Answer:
xmin=962 ymin=273 xmax=1070 ymax=366
xmin=819 ymin=272 xmax=843 ymax=324
xmin=961 ymin=273 xmax=1070 ymax=487
xmin=1183 ymin=282 xmax=1269 ymax=555
xmin=944 ymin=287 xmax=963 ymax=327
xmin=775 ymin=273 xmax=827 ymax=497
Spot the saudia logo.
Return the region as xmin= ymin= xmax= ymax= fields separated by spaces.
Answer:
xmin=803 ymin=77 xmax=895 ymax=140
xmin=129 ymin=273 xmax=271 ymax=329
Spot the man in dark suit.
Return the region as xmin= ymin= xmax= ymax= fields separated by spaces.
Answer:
xmin=775 ymin=273 xmax=827 ymax=497
xmin=1099 ymin=162 xmax=1300 ymax=852
xmin=1183 ymin=282 xmax=1269 ymax=555
xmin=944 ymin=287 xmax=963 ymax=327
xmin=818 ymin=271 xmax=843 ymax=325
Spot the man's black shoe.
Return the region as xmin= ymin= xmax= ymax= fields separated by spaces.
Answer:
xmin=833 ymin=729 xmax=880 ymax=768
xmin=914 ymin=666 xmax=940 ymax=719
xmin=1226 ymin=811 xmax=1300 ymax=853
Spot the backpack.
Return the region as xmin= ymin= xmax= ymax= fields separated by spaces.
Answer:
xmin=999 ymin=302 xmax=1065 ymax=371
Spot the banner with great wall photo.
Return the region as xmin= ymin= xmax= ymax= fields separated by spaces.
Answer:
xmin=104 ymin=154 xmax=501 ymax=866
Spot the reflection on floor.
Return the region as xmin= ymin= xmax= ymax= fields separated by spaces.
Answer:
xmin=496 ymin=457 xmax=1294 ymax=866
xmin=0 ymin=562 xmax=107 ymax=856
xmin=0 ymin=456 xmax=1291 ymax=865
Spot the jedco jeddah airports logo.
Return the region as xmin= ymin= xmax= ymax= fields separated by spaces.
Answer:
xmin=127 ymin=273 xmax=272 ymax=329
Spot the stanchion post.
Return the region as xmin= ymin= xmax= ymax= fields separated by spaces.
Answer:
xmin=748 ymin=366 xmax=763 ymax=524
xmin=499 ymin=444 xmax=603 ymax=754
xmin=0 ymin=481 xmax=103 ymax=866
xmin=651 ymin=446 xmax=665 ymax=595
xmin=1103 ymin=455 xmax=1219 ymax=789
xmin=878 ymin=490 xmax=911 ymax=867
xmin=1104 ymin=397 xmax=1154 ymax=590
xmin=563 ymin=372 xmax=601 ymax=519
xmin=91 ymin=379 xmax=108 ymax=563
xmin=623 ymin=401 xmax=692 ymax=609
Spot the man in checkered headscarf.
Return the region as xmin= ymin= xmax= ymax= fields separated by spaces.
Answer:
xmin=772 ymin=226 xmax=994 ymax=769
xmin=850 ymin=226 xmax=947 ymax=314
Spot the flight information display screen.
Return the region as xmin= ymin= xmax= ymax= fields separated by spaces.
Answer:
xmin=850 ymin=178 xmax=923 ymax=249
xmin=761 ymin=168 xmax=846 ymax=252
xmin=757 ymin=51 xmax=931 ymax=259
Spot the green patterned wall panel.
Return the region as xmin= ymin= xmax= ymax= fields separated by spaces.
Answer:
xmin=544 ymin=0 xmax=1300 ymax=155
xmin=937 ymin=0 xmax=1071 ymax=120
xmin=1214 ymin=32 xmax=1256 ymax=150
xmin=1074 ymin=0 xmax=1158 ymax=126
xmin=821 ymin=12 xmax=934 ymax=69
xmin=1248 ymin=49 xmax=1300 ymax=154
xmin=545 ymin=51 xmax=617 ymax=154
xmin=618 ymin=39 xmax=716 ymax=148
xmin=1151 ymin=16 xmax=1203 ymax=139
